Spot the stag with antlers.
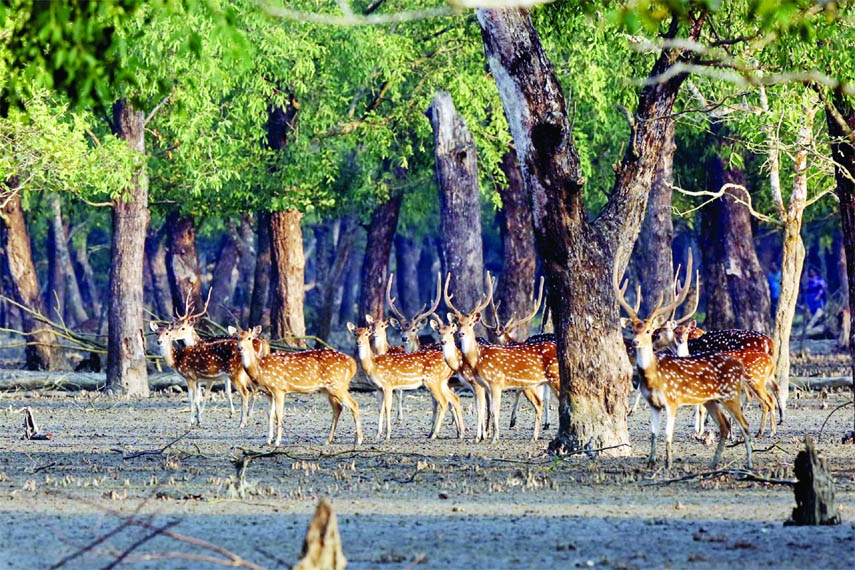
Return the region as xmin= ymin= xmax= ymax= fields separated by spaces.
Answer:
xmin=615 ymin=251 xmax=753 ymax=469
xmin=445 ymin=273 xmax=559 ymax=443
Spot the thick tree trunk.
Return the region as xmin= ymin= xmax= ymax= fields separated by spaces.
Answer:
xmin=394 ymin=234 xmax=423 ymax=316
xmin=250 ymin=211 xmax=272 ymax=331
xmin=106 ymin=99 xmax=150 ymax=397
xmin=234 ymin=213 xmax=257 ymax=327
xmin=825 ymin=95 xmax=855 ymax=433
xmin=636 ymin=121 xmax=675 ymax=315
xmin=495 ymin=148 xmax=537 ymax=336
xmin=144 ymin=227 xmax=173 ymax=320
xmin=358 ymin=193 xmax=402 ymax=324
xmin=701 ymin=137 xmax=770 ymax=332
xmin=165 ymin=211 xmax=202 ymax=316
xmin=269 ymin=209 xmax=306 ymax=346
xmin=427 ymin=91 xmax=485 ymax=311
xmin=208 ymin=222 xmax=241 ymax=325
xmin=478 ymin=9 xmax=703 ymax=455
xmin=47 ymin=194 xmax=88 ymax=326
xmin=0 ymin=182 xmax=63 ymax=370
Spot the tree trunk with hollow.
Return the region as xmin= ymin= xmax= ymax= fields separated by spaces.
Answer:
xmin=0 ymin=182 xmax=63 ymax=370
xmin=105 ymin=99 xmax=150 ymax=397
xmin=269 ymin=209 xmax=306 ymax=346
xmin=427 ymin=90 xmax=486 ymax=311
xmin=478 ymin=9 xmax=703 ymax=454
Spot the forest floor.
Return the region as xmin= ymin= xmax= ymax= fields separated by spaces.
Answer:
xmin=0 ymin=346 xmax=853 ymax=569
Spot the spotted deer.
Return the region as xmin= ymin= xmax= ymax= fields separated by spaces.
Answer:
xmin=155 ymin=295 xmax=270 ymax=427
xmin=229 ymin=325 xmax=362 ymax=447
xmin=445 ymin=273 xmax=559 ymax=443
xmin=674 ymin=320 xmax=780 ymax=437
xmin=615 ymin=251 xmax=753 ymax=469
xmin=480 ymin=277 xmax=556 ymax=431
xmin=348 ymin=322 xmax=463 ymax=441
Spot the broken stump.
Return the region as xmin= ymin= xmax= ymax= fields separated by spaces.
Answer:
xmin=293 ymin=497 xmax=346 ymax=570
xmin=785 ymin=437 xmax=841 ymax=526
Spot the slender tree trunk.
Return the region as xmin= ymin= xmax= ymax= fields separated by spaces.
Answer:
xmin=250 ymin=211 xmax=272 ymax=331
xmin=772 ymin=104 xmax=816 ymax=414
xmin=394 ymin=234 xmax=423 ymax=316
xmin=636 ymin=120 xmax=675 ymax=315
xmin=144 ymin=227 xmax=173 ymax=320
xmin=427 ymin=91 xmax=486 ymax=311
xmin=70 ymin=226 xmax=102 ymax=319
xmin=46 ymin=197 xmax=66 ymax=324
xmin=235 ymin=213 xmax=257 ymax=327
xmin=47 ymin=194 xmax=88 ymax=326
xmin=0 ymin=182 xmax=63 ymax=369
xmin=358 ymin=192 xmax=403 ymax=324
xmin=208 ymin=222 xmax=241 ymax=325
xmin=317 ymin=219 xmax=358 ymax=341
xmin=165 ymin=211 xmax=202 ymax=316
xmin=416 ymin=237 xmax=439 ymax=315
xmin=269 ymin=209 xmax=306 ymax=346
xmin=339 ymin=245 xmax=362 ymax=326
xmin=106 ymin=99 xmax=150 ymax=397
xmin=478 ymin=9 xmax=703 ymax=454
xmin=825 ymin=94 xmax=855 ymax=432
xmin=495 ymin=148 xmax=537 ymax=336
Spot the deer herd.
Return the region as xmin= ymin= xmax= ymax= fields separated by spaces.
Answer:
xmin=150 ymin=252 xmax=781 ymax=470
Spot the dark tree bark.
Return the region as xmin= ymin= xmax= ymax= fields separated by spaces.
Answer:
xmin=208 ymin=222 xmax=241 ymax=325
xmin=394 ymin=234 xmax=423 ymax=316
xmin=0 ymin=182 xmax=63 ymax=370
xmin=269 ymin=209 xmax=306 ymax=346
xmin=825 ymin=94 xmax=855 ymax=433
xmin=358 ymin=192 xmax=403 ymax=324
xmin=250 ymin=211 xmax=272 ymax=330
xmin=416 ymin=237 xmax=439 ymax=314
xmin=234 ymin=213 xmax=257 ymax=327
xmin=700 ymin=132 xmax=770 ymax=332
xmin=478 ymin=9 xmax=704 ymax=454
xmin=495 ymin=148 xmax=537 ymax=337
xmin=427 ymin=90 xmax=486 ymax=310
xmin=165 ymin=211 xmax=202 ymax=316
xmin=636 ymin=120 xmax=675 ymax=315
xmin=144 ymin=227 xmax=173 ymax=320
xmin=106 ymin=99 xmax=150 ymax=397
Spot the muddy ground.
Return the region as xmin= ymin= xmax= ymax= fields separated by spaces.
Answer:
xmin=0 ymin=363 xmax=853 ymax=569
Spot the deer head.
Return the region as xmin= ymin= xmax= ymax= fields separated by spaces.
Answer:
xmin=386 ymin=272 xmax=442 ymax=352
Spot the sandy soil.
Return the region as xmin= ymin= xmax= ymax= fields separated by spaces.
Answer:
xmin=0 ymin=374 xmax=853 ymax=569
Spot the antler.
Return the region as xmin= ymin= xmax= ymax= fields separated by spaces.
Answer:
xmin=385 ymin=274 xmax=407 ymax=322
xmin=613 ymin=258 xmax=641 ymax=323
xmin=649 ymin=249 xmax=693 ymax=323
xmin=510 ymin=276 xmax=545 ymax=332
xmin=443 ymin=272 xmax=494 ymax=319
xmin=412 ymin=272 xmax=442 ymax=323
xmin=673 ymin=270 xmax=700 ymax=325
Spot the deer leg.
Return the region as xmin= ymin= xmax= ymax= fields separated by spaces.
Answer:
xmin=490 ymin=387 xmax=503 ymax=443
xmin=445 ymin=385 xmax=465 ymax=440
xmin=340 ymin=391 xmax=363 ymax=445
xmin=721 ymin=397 xmax=753 ymax=470
xmin=226 ymin=377 xmax=235 ymax=419
xmin=273 ymin=392 xmax=286 ymax=447
xmin=647 ymin=406 xmax=662 ymax=468
xmin=469 ymin=383 xmax=485 ymax=442
xmin=508 ymin=391 xmax=522 ymax=429
xmin=235 ymin=371 xmax=251 ymax=429
xmin=664 ymin=405 xmax=677 ymax=469
xmin=521 ymin=388 xmax=543 ymax=441
xmin=705 ymin=402 xmax=731 ymax=469
xmin=396 ymin=389 xmax=404 ymax=424
xmin=186 ymin=380 xmax=197 ymax=426
xmin=266 ymin=393 xmax=276 ymax=445
xmin=375 ymin=391 xmax=385 ymax=440
xmin=327 ymin=393 xmax=343 ymax=444
xmin=429 ymin=385 xmax=449 ymax=440
xmin=542 ymin=384 xmax=551 ymax=429
xmin=383 ymin=389 xmax=394 ymax=440
xmin=693 ymin=405 xmax=707 ymax=438
xmin=628 ymin=387 xmax=643 ymax=417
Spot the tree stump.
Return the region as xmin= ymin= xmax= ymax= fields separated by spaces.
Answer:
xmin=785 ymin=437 xmax=842 ymax=526
xmin=293 ymin=498 xmax=346 ymax=570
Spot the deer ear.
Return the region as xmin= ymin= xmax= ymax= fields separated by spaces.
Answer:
xmin=389 ymin=318 xmax=400 ymax=329
xmin=620 ymin=317 xmax=630 ymax=329
xmin=447 ymin=312 xmax=456 ymax=324
xmin=689 ymin=319 xmax=697 ymax=327
xmin=346 ymin=322 xmax=356 ymax=333
xmin=429 ymin=319 xmax=439 ymax=332
xmin=227 ymin=326 xmax=237 ymax=336
xmin=365 ymin=314 xmax=375 ymax=324
xmin=251 ymin=325 xmax=262 ymax=337
xmin=473 ymin=312 xmax=482 ymax=324
xmin=149 ymin=322 xmax=160 ymax=332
